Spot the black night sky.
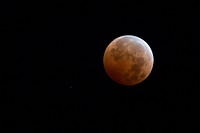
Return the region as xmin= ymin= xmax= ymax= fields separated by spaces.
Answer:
xmin=2 ymin=2 xmax=199 ymax=133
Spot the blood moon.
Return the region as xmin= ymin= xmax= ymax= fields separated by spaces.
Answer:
xmin=103 ymin=35 xmax=154 ymax=86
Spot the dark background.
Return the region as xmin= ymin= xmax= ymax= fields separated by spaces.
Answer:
xmin=2 ymin=1 xmax=199 ymax=133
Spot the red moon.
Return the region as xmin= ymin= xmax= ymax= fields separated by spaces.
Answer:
xmin=103 ymin=35 xmax=154 ymax=86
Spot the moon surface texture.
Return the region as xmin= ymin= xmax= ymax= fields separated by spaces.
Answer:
xmin=103 ymin=35 xmax=154 ymax=86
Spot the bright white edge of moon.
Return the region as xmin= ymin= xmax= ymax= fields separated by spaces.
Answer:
xmin=113 ymin=35 xmax=154 ymax=63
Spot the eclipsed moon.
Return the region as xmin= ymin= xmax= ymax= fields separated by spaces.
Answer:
xmin=103 ymin=35 xmax=154 ymax=86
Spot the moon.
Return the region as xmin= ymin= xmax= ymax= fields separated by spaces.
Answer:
xmin=103 ymin=35 xmax=154 ymax=86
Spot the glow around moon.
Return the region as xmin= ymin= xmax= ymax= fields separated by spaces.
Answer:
xmin=103 ymin=35 xmax=154 ymax=86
